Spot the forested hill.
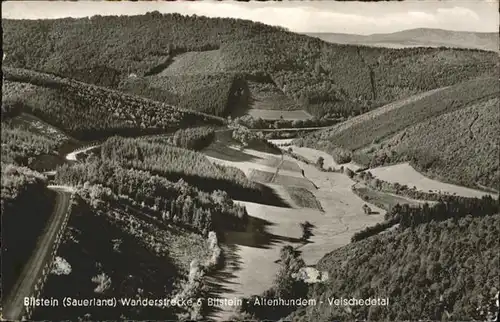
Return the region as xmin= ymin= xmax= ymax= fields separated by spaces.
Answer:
xmin=2 ymin=67 xmax=225 ymax=140
xmin=3 ymin=12 xmax=498 ymax=118
xmin=287 ymin=201 xmax=500 ymax=322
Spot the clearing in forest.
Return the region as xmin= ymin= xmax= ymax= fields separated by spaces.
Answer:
xmin=157 ymin=50 xmax=226 ymax=76
xmin=370 ymin=163 xmax=497 ymax=199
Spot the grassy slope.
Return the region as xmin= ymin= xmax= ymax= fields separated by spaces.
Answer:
xmin=3 ymin=14 xmax=497 ymax=119
xmin=299 ymin=77 xmax=499 ymax=189
xmin=352 ymin=183 xmax=426 ymax=211
xmin=287 ymin=213 xmax=500 ymax=322
xmin=157 ymin=50 xmax=226 ymax=76
xmin=2 ymin=67 xmax=225 ymax=140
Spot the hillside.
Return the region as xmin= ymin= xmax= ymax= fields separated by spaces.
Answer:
xmin=32 ymin=183 xmax=223 ymax=321
xmin=297 ymin=77 xmax=500 ymax=190
xmin=118 ymin=73 xmax=245 ymax=117
xmin=3 ymin=14 xmax=498 ymax=119
xmin=307 ymin=28 xmax=499 ymax=52
xmin=97 ymin=136 xmax=286 ymax=206
xmin=286 ymin=203 xmax=499 ymax=322
xmin=2 ymin=67 xmax=225 ymax=140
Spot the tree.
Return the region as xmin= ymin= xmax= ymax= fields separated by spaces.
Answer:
xmin=316 ymin=156 xmax=324 ymax=169
xmin=344 ymin=167 xmax=354 ymax=178
xmin=299 ymin=221 xmax=314 ymax=241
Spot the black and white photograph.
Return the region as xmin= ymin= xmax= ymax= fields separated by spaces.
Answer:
xmin=1 ymin=0 xmax=499 ymax=321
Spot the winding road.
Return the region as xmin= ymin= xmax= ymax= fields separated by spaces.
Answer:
xmin=2 ymin=187 xmax=73 ymax=321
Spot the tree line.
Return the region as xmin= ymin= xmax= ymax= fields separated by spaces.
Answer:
xmin=232 ymin=114 xmax=339 ymax=130
xmin=167 ymin=127 xmax=216 ymax=151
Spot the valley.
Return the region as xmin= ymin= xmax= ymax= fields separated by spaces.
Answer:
xmin=1 ymin=8 xmax=499 ymax=322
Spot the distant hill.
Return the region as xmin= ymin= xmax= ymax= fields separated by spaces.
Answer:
xmin=2 ymin=14 xmax=498 ymax=120
xmin=297 ymin=77 xmax=500 ymax=190
xmin=306 ymin=28 xmax=499 ymax=52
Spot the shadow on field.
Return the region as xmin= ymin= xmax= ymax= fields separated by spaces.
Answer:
xmin=257 ymin=183 xmax=293 ymax=208
xmin=205 ymin=215 xmax=304 ymax=319
xmin=221 ymin=216 xmax=302 ymax=250
xmin=205 ymin=244 xmax=243 ymax=295
xmin=203 ymin=244 xmax=244 ymax=320
xmin=204 ymin=141 xmax=262 ymax=162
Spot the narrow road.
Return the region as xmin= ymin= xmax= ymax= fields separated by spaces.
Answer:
xmin=2 ymin=187 xmax=72 ymax=321
xmin=65 ymin=145 xmax=99 ymax=161
xmin=249 ymin=126 xmax=330 ymax=132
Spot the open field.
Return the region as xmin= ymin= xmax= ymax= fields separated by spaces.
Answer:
xmin=203 ymin=144 xmax=302 ymax=178
xmin=286 ymin=145 xmax=361 ymax=171
xmin=248 ymin=169 xmax=275 ymax=183
xmin=248 ymin=169 xmax=317 ymax=190
xmin=258 ymin=156 xmax=302 ymax=172
xmin=352 ymin=182 xmax=429 ymax=211
xmin=370 ymin=163 xmax=497 ymax=199
xmin=157 ymin=50 xmax=226 ymax=76
xmin=247 ymin=108 xmax=312 ymax=120
xmin=207 ymin=185 xmax=384 ymax=320
xmin=247 ymin=80 xmax=299 ymax=111
xmin=203 ymin=144 xmax=385 ymax=320
xmin=273 ymin=172 xmax=317 ymax=190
